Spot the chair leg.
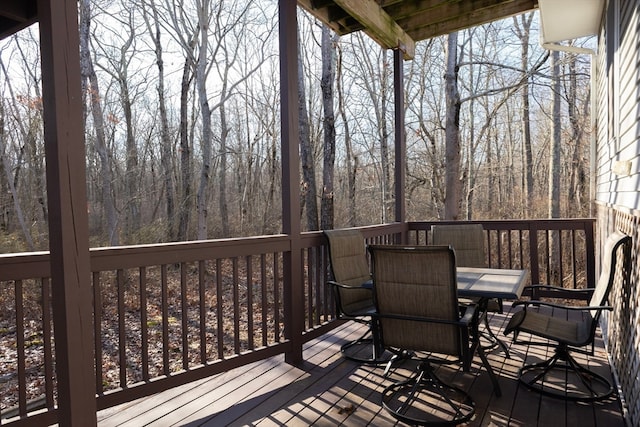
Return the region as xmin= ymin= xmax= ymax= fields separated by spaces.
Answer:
xmin=382 ymin=350 xmax=414 ymax=377
xmin=518 ymin=344 xmax=613 ymax=401
xmin=341 ymin=324 xmax=392 ymax=364
xmin=382 ymin=361 xmax=475 ymax=426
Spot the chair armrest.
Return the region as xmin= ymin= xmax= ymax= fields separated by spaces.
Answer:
xmin=524 ymin=284 xmax=593 ymax=297
xmin=328 ymin=280 xmax=372 ymax=291
xmin=459 ymin=304 xmax=478 ymax=326
xmin=513 ymin=299 xmax=612 ymax=312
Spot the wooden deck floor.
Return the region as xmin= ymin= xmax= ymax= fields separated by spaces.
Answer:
xmin=97 ymin=304 xmax=626 ymax=426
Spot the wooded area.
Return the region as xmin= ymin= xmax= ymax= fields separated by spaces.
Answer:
xmin=0 ymin=1 xmax=593 ymax=251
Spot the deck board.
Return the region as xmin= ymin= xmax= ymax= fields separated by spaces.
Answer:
xmin=97 ymin=304 xmax=626 ymax=426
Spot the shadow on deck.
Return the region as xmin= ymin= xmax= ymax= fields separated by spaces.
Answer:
xmin=97 ymin=303 xmax=625 ymax=426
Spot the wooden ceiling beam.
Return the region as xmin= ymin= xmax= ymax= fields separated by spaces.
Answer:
xmin=298 ymin=0 xmax=354 ymax=35
xmin=0 ymin=0 xmax=37 ymax=22
xmin=0 ymin=0 xmax=37 ymax=40
xmin=334 ymin=0 xmax=416 ymax=59
xmin=405 ymin=0 xmax=537 ymax=40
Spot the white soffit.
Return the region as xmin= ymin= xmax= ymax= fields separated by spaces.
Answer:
xmin=539 ymin=0 xmax=605 ymax=43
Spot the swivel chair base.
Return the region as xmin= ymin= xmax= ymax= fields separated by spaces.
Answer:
xmin=519 ymin=344 xmax=613 ymax=401
xmin=341 ymin=329 xmax=392 ymax=364
xmin=382 ymin=361 xmax=475 ymax=426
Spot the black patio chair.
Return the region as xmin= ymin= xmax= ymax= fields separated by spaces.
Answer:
xmin=432 ymin=223 xmax=508 ymax=354
xmin=325 ymin=229 xmax=386 ymax=363
xmin=369 ymin=244 xmax=500 ymax=426
xmin=504 ymin=230 xmax=632 ymax=401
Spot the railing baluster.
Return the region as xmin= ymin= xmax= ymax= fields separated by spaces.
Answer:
xmin=507 ymin=230 xmax=513 ymax=269
xmin=305 ymin=248 xmax=311 ymax=329
xmin=322 ymin=247 xmax=329 ymax=322
xmin=117 ymin=269 xmax=126 ymax=387
xmin=233 ymin=257 xmax=240 ymax=354
xmin=216 ymin=259 xmax=224 ymax=358
xmin=247 ymin=255 xmax=254 ymax=350
xmin=571 ymin=230 xmax=578 ymax=289
xmin=558 ymin=230 xmax=565 ymax=288
xmin=198 ymin=260 xmax=206 ymax=364
xmin=180 ymin=262 xmax=188 ymax=371
xmin=497 ymin=230 xmax=503 ymax=269
xmin=15 ymin=280 xmax=26 ymax=417
xmin=261 ymin=254 xmax=268 ymax=347
xmin=313 ymin=247 xmax=319 ymax=326
xmin=529 ymin=223 xmax=540 ymax=286
xmin=42 ymin=278 xmax=54 ymax=408
xmin=140 ymin=267 xmax=149 ymax=381
xmin=274 ymin=253 xmax=280 ymax=342
xmin=93 ymin=271 xmax=103 ymax=394
xmin=161 ymin=264 xmax=169 ymax=376
xmin=519 ymin=230 xmax=525 ymax=269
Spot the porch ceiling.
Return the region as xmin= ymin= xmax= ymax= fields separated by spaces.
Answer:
xmin=299 ymin=0 xmax=539 ymax=59
xmin=1 ymin=1 xmax=540 ymax=58
xmin=0 ymin=0 xmax=37 ymax=40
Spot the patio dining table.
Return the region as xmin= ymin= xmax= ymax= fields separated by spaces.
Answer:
xmin=360 ymin=264 xmax=530 ymax=361
xmin=456 ymin=266 xmax=531 ymax=356
xmin=456 ymin=267 xmax=530 ymax=300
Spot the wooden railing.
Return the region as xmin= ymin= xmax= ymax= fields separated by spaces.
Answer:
xmin=0 ymin=219 xmax=595 ymax=425
xmin=408 ymin=219 xmax=596 ymax=295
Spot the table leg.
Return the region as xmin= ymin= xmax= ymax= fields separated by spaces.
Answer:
xmin=477 ymin=298 xmax=510 ymax=358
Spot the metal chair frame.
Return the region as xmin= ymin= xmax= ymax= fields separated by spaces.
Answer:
xmin=505 ymin=231 xmax=632 ymax=401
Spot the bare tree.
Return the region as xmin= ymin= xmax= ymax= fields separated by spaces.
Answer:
xmin=298 ymin=33 xmax=319 ymax=231
xmin=80 ymin=0 xmax=119 ymax=245
xmin=320 ymin=25 xmax=336 ymax=230
xmin=514 ymin=13 xmax=534 ymax=217
xmin=193 ymin=0 xmax=213 ymax=240
xmin=93 ymin=1 xmax=142 ymax=240
xmin=566 ymin=50 xmax=589 ymax=215
xmin=444 ymin=32 xmax=461 ymax=220
xmin=336 ymin=40 xmax=357 ymax=226
xmin=143 ymin=0 xmax=177 ymax=240
xmin=0 ymin=91 xmax=35 ymax=250
xmin=548 ymin=49 xmax=562 ymax=284
xmin=549 ymin=49 xmax=561 ymax=219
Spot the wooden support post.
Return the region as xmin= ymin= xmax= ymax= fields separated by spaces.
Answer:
xmin=394 ymin=49 xmax=406 ymax=235
xmin=279 ymin=0 xmax=304 ymax=365
xmin=38 ymin=0 xmax=97 ymax=424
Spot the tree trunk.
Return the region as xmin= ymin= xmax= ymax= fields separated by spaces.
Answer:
xmin=549 ymin=50 xmax=561 ymax=219
xmin=79 ymin=0 xmax=119 ymax=245
xmin=567 ymin=52 xmax=587 ymax=214
xmin=298 ymin=37 xmax=319 ymax=231
xmin=116 ymin=29 xmax=140 ymax=241
xmin=145 ymin=1 xmax=176 ymax=240
xmin=177 ymin=55 xmax=194 ymax=242
xmin=336 ymin=42 xmax=356 ymax=226
xmin=380 ymin=50 xmax=391 ymax=223
xmin=195 ymin=1 xmax=212 ymax=240
xmin=548 ymin=49 xmax=562 ymax=285
xmin=218 ymin=94 xmax=230 ymax=237
xmin=320 ymin=26 xmax=336 ymax=231
xmin=514 ymin=14 xmax=534 ymax=218
xmin=444 ymin=32 xmax=461 ymax=220
xmin=0 ymin=59 xmax=37 ymax=249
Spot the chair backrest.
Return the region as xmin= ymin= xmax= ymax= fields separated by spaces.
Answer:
xmin=432 ymin=223 xmax=486 ymax=267
xmin=369 ymin=245 xmax=461 ymax=356
xmin=325 ymin=229 xmax=372 ymax=315
xmin=588 ymin=231 xmax=632 ymax=321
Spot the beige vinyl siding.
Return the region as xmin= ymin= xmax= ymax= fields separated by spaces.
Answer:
xmin=596 ymin=0 xmax=640 ymax=211
xmin=596 ymin=2 xmax=640 ymax=426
